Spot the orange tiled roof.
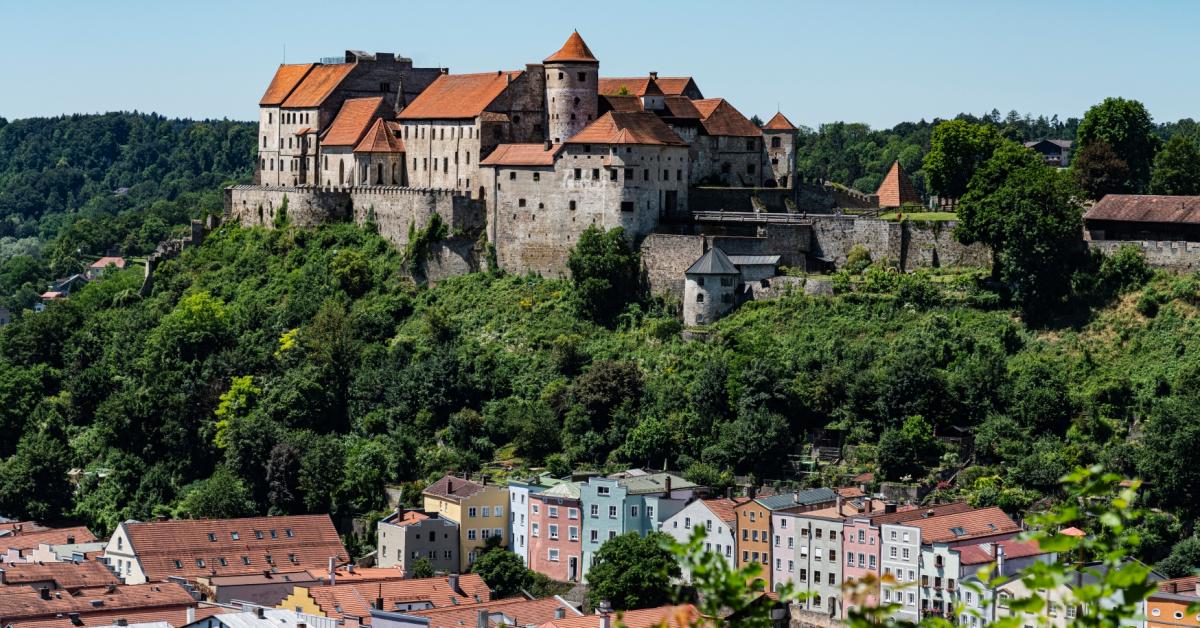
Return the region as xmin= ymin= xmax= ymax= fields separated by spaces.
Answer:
xmin=260 ymin=64 xmax=316 ymax=106
xmin=763 ymin=112 xmax=797 ymax=131
xmin=422 ymin=475 xmax=489 ymax=503
xmin=5 ymin=605 xmax=228 ymax=628
xmin=0 ymin=583 xmax=194 ymax=623
xmin=118 ymin=515 xmax=346 ymax=583
xmin=321 ymin=97 xmax=385 ymax=147
xmin=88 ymin=257 xmax=126 ymax=270
xmin=599 ymin=78 xmax=695 ymax=97
xmin=876 ymin=161 xmax=920 ymax=207
xmin=837 ymin=487 xmax=866 ymax=498
xmin=2 ymin=527 xmax=97 ymax=552
xmin=539 ymin=605 xmax=700 ymax=628
xmin=305 ymin=574 xmax=492 ymax=620
xmin=0 ymin=561 xmax=120 ymax=591
xmin=567 ymin=111 xmax=687 ymax=146
xmin=479 ymin=144 xmax=561 ymax=167
xmin=600 ymin=95 xmax=643 ymax=113
xmin=354 ymin=118 xmax=406 ymax=154
xmin=302 ymin=565 xmax=407 ymax=584
xmin=905 ymin=507 xmax=1019 ymax=544
xmin=0 ymin=522 xmax=50 ymax=536
xmin=411 ymin=596 xmax=576 ymax=628
xmin=957 ymin=539 xmax=1045 ymax=566
xmin=701 ymin=498 xmax=749 ymax=524
xmin=692 ymin=99 xmax=761 ymax=138
xmin=397 ymin=72 xmax=522 ymax=120
xmin=380 ymin=511 xmax=429 ymax=529
xmin=865 ymin=502 xmax=973 ymax=525
xmin=282 ymin=64 xmax=356 ymax=108
xmin=660 ymin=97 xmax=702 ymax=120
xmin=544 ymin=31 xmax=598 ymax=64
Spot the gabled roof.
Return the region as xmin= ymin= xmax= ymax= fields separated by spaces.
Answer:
xmin=1084 ymin=194 xmax=1200 ymax=225
xmin=321 ymin=97 xmax=386 ymax=147
xmin=1024 ymin=139 xmax=1073 ymax=149
xmin=599 ymin=95 xmax=643 ymax=113
xmin=0 ymin=560 xmax=120 ymax=591
xmin=422 ymin=475 xmax=488 ymax=503
xmin=754 ymin=488 xmax=838 ymax=511
xmin=89 ymin=257 xmax=127 ymax=270
xmin=6 ymin=605 xmax=228 ymax=628
xmin=544 ymin=31 xmax=598 ymax=64
xmin=763 ymin=112 xmax=797 ymax=131
xmin=866 ymin=501 xmax=973 ymax=525
xmin=354 ymin=118 xmax=406 ymax=154
xmin=616 ymin=472 xmax=696 ymax=495
xmin=599 ymin=77 xmax=697 ymax=97
xmin=479 ymin=143 xmax=562 ymax=167
xmin=685 ymin=247 xmax=739 ymax=275
xmin=2 ymin=527 xmax=97 ymax=552
xmin=876 ymin=161 xmax=921 ymax=208
xmin=660 ymin=97 xmax=702 ymax=120
xmin=306 ymin=574 xmax=491 ymax=620
xmin=957 ymin=539 xmax=1045 ymax=566
xmin=642 ymin=78 xmax=664 ymax=97
xmin=538 ymin=605 xmax=700 ymax=628
xmin=567 ymin=111 xmax=687 ymax=147
xmin=116 ymin=514 xmax=346 ymax=583
xmin=0 ymin=583 xmax=195 ymax=623
xmin=260 ymin=64 xmax=316 ymax=106
xmin=692 ymin=99 xmax=761 ymax=137
xmin=408 ymin=596 xmax=579 ymax=628
xmin=905 ymin=507 xmax=1019 ymax=543
xmin=379 ymin=510 xmax=430 ymax=528
xmin=701 ymin=498 xmax=749 ymax=524
xmin=397 ymin=71 xmax=523 ymax=120
xmin=538 ymin=482 xmax=582 ymax=500
xmin=282 ymin=64 xmax=356 ymax=108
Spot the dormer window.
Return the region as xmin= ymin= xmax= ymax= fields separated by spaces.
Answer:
xmin=196 ymin=559 xmax=205 ymax=568
xmin=207 ymin=533 xmax=216 ymax=542
xmin=173 ymin=560 xmax=182 ymax=569
xmin=231 ymin=532 xmax=239 ymax=540
xmin=285 ymin=529 xmax=293 ymax=538
xmin=255 ymin=530 xmax=263 ymax=539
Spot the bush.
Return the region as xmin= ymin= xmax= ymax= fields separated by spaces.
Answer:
xmin=845 ymin=245 xmax=873 ymax=274
xmin=1097 ymin=244 xmax=1152 ymax=297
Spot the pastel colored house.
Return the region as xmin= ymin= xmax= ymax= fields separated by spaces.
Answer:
xmin=527 ymin=482 xmax=583 ymax=583
xmin=579 ymin=470 xmax=699 ymax=579
xmin=86 ymin=256 xmax=128 ymax=279
xmin=776 ymin=497 xmax=885 ymax=617
xmin=738 ymin=488 xmax=838 ymax=591
xmin=421 ymin=475 xmax=509 ymax=571
xmin=1148 ymin=576 xmax=1200 ymax=628
xmin=661 ymin=498 xmax=746 ymax=579
xmin=508 ymin=474 xmax=560 ymax=566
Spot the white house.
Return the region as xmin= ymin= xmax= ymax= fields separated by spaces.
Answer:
xmin=661 ymin=497 xmax=746 ymax=579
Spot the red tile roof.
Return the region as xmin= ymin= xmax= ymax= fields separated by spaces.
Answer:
xmin=692 ymin=99 xmax=761 ymax=137
xmin=1158 ymin=576 xmax=1200 ymax=596
xmin=304 ymin=574 xmax=491 ymax=621
xmin=260 ymin=64 xmax=316 ymax=106
xmin=876 ymin=161 xmax=921 ymax=207
xmin=763 ymin=112 xmax=797 ymax=131
xmin=598 ymin=78 xmax=696 ymax=97
xmin=479 ymin=144 xmax=561 ymax=167
xmin=1085 ymin=194 xmax=1200 ymax=225
xmin=660 ymin=97 xmax=702 ymax=120
xmin=422 ymin=475 xmax=488 ymax=503
xmin=0 ymin=522 xmax=50 ymax=536
xmin=355 ymin=118 xmax=406 ymax=154
xmin=0 ymin=583 xmax=195 ymax=624
xmin=3 ymin=527 xmax=97 ymax=552
xmin=701 ymin=498 xmax=749 ymax=524
xmin=88 ymin=257 xmax=127 ymax=270
xmin=0 ymin=561 xmax=121 ymax=591
xmin=1060 ymin=526 xmax=1086 ymax=537
xmin=837 ymin=487 xmax=866 ymax=498
xmin=864 ymin=502 xmax=972 ymax=525
xmin=302 ymin=565 xmax=407 ymax=584
xmin=411 ymin=596 xmax=577 ymax=628
xmin=321 ymin=97 xmax=386 ymax=147
xmin=282 ymin=64 xmax=356 ymax=108
xmin=642 ymin=78 xmax=664 ymax=97
xmin=567 ymin=111 xmax=687 ymax=146
xmin=544 ymin=31 xmax=598 ymax=64
xmin=957 ymin=539 xmax=1045 ymax=565
xmin=6 ymin=605 xmax=228 ymax=628
xmin=599 ymin=95 xmax=643 ymax=113
xmin=397 ymin=71 xmax=522 ymax=120
xmin=540 ymin=605 xmax=699 ymax=628
xmin=904 ymin=507 xmax=1019 ymax=544
xmin=117 ymin=515 xmax=346 ymax=583
xmin=380 ymin=511 xmax=429 ymax=529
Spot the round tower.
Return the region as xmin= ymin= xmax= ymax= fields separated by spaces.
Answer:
xmin=544 ymin=31 xmax=598 ymax=144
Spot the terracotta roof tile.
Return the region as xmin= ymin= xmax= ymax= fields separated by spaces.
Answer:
xmin=903 ymin=507 xmax=1019 ymax=544
xmin=88 ymin=257 xmax=126 ymax=270
xmin=354 ymin=118 xmax=406 ymax=154
xmin=957 ymin=539 xmax=1044 ymax=565
xmin=3 ymin=527 xmax=97 ymax=552
xmin=411 ymin=596 xmax=576 ymax=628
xmin=0 ymin=561 xmax=121 ymax=591
xmin=305 ymin=574 xmax=491 ymax=620
xmin=701 ymin=498 xmax=749 ymax=524
xmin=763 ymin=112 xmax=797 ymax=131
xmin=599 ymin=95 xmax=643 ymax=113
xmin=422 ymin=475 xmax=487 ymax=503
xmin=117 ymin=515 xmax=346 ymax=583
xmin=0 ymin=583 xmax=195 ymax=624
xmin=1158 ymin=575 xmax=1200 ymax=595
xmin=599 ymin=78 xmax=696 ymax=97
xmin=260 ymin=64 xmax=316 ymax=106
xmin=321 ymin=97 xmax=386 ymax=147
xmin=544 ymin=31 xmax=598 ymax=64
xmin=282 ymin=64 xmax=356 ymax=108
xmin=660 ymin=97 xmax=702 ymax=120
xmin=479 ymin=144 xmax=561 ymax=167
xmin=876 ymin=161 xmax=921 ymax=207
xmin=539 ymin=605 xmax=699 ymax=628
xmin=301 ymin=565 xmax=407 ymax=584
xmin=837 ymin=487 xmax=866 ymax=498
xmin=1084 ymin=194 xmax=1200 ymax=225
xmin=0 ymin=522 xmax=51 ymax=536
xmin=864 ymin=502 xmax=972 ymax=525
xmin=692 ymin=99 xmax=761 ymax=137
xmin=379 ymin=511 xmax=429 ymax=529
xmin=397 ymin=72 xmax=522 ymax=120
xmin=5 ymin=605 xmax=228 ymax=628
xmin=567 ymin=112 xmax=687 ymax=146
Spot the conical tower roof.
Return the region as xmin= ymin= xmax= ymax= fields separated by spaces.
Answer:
xmin=686 ymin=247 xmax=739 ymax=275
xmin=876 ymin=160 xmax=921 ymax=208
xmin=763 ymin=111 xmax=796 ymax=131
xmin=545 ymin=30 xmax=598 ymax=64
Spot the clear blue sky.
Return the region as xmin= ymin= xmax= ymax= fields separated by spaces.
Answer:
xmin=2 ymin=0 xmax=1196 ymax=129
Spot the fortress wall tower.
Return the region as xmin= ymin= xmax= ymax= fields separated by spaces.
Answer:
xmin=543 ymin=31 xmax=599 ymax=144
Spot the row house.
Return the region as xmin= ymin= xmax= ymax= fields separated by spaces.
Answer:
xmin=527 ymin=482 xmax=584 ymax=583
xmin=421 ymin=476 xmax=509 ymax=571
xmin=736 ymin=488 xmax=839 ymax=590
xmin=661 ymin=497 xmax=747 ymax=578
xmin=508 ymin=474 xmax=561 ymax=566
xmin=376 ymin=510 xmax=459 ymax=576
xmin=578 ymin=471 xmax=699 ymax=580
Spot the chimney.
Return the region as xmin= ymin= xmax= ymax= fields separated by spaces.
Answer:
xmin=347 ymin=563 xmax=355 ymax=574
xmin=649 ymin=71 xmax=658 ymax=80
xmin=477 ymin=610 xmax=489 ymax=628
xmin=544 ymin=140 xmax=552 ymax=151
xmin=555 ymin=608 xmax=566 ymax=619
xmin=329 ymin=557 xmax=336 ymax=585
xmin=664 ymin=475 xmax=672 ymax=495
xmin=599 ymin=615 xmax=610 ymax=628
xmin=447 ymin=479 xmax=454 ymax=494
xmin=263 ymin=570 xmax=272 ymax=578
xmin=924 ymin=510 xmax=934 ymax=518
xmin=376 ymin=596 xmax=384 ymax=610
xmin=836 ymin=494 xmax=844 ymax=516
xmin=255 ymin=608 xmax=265 ymax=619
xmin=725 ymin=487 xmax=733 ymax=500
xmin=39 ymin=587 xmax=51 ymax=600
xmin=866 ymin=499 xmax=873 ymax=514
xmin=449 ymin=573 xmax=463 ymax=595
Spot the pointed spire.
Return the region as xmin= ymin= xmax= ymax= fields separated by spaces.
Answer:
xmin=875 ymin=161 xmax=920 ymax=208
xmin=544 ymin=30 xmax=598 ymax=64
xmin=763 ymin=111 xmax=796 ymax=131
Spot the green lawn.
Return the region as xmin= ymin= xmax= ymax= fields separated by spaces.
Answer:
xmin=879 ymin=211 xmax=958 ymax=222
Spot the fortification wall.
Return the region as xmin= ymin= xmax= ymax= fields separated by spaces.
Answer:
xmin=689 ymin=187 xmax=797 ymax=213
xmin=226 ymin=185 xmax=351 ymax=227
xmin=640 ymin=233 xmax=706 ymax=297
xmin=1088 ymin=239 xmax=1200 ymax=272
xmin=808 ymin=216 xmax=989 ymax=270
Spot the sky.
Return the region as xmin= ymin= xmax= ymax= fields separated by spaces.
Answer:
xmin=2 ymin=0 xmax=1197 ymax=129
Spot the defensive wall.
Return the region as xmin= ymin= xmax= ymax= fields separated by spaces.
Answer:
xmin=1087 ymin=239 xmax=1200 ymax=272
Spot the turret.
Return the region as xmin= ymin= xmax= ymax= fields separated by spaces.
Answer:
xmin=544 ymin=31 xmax=599 ymax=143
xmin=762 ymin=111 xmax=798 ymax=188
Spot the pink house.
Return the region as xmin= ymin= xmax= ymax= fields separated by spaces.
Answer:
xmin=527 ymin=482 xmax=583 ymax=583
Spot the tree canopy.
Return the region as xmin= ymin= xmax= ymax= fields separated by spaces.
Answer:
xmin=586 ymin=532 xmax=680 ymax=610
xmin=1075 ymin=97 xmax=1160 ymax=193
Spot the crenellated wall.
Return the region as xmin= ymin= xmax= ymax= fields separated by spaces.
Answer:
xmin=1088 ymin=239 xmax=1200 ymax=272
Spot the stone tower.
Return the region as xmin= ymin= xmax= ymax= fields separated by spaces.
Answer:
xmin=683 ymin=247 xmax=740 ymax=327
xmin=544 ymin=31 xmax=599 ymax=144
xmin=762 ymin=112 xmax=798 ymax=188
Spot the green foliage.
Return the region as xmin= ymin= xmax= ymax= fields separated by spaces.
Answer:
xmin=0 ymin=429 xmax=73 ymax=521
xmin=408 ymin=557 xmax=435 ymax=579
xmin=1072 ymin=140 xmax=1132 ymax=200
xmin=175 ymin=466 xmax=256 ymax=519
xmin=404 ymin=213 xmax=449 ymax=276
xmin=1150 ymin=133 xmax=1200 ymax=195
xmin=924 ymin=120 xmax=1004 ymax=199
xmin=1076 ymin=97 xmax=1161 ymax=192
xmin=876 ymin=415 xmax=942 ymax=481
xmin=273 ymin=195 xmax=290 ymax=229
xmin=566 ymin=226 xmax=641 ymax=325
xmin=665 ymin=527 xmax=791 ymax=627
xmin=845 ymin=245 xmax=873 ymax=274
xmin=471 ymin=546 xmax=533 ymax=598
xmin=1095 ymin=244 xmax=1152 ymax=297
xmin=586 ymin=532 xmax=679 ymax=610
xmin=1158 ymin=536 xmax=1200 ymax=578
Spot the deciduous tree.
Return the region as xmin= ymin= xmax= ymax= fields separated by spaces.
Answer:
xmin=587 ymin=532 xmax=679 ymax=610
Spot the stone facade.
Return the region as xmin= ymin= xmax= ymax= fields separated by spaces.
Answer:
xmin=1087 ymin=239 xmax=1200 ymax=272
xmin=683 ymin=266 xmax=738 ymax=326
xmin=376 ymin=511 xmax=459 ymax=575
xmin=808 ymin=216 xmax=991 ymax=271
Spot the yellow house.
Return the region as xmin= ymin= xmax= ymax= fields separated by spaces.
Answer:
xmin=422 ymin=475 xmax=509 ymax=571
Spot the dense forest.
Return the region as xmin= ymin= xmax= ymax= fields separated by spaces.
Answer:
xmin=0 ymin=113 xmax=255 ymax=311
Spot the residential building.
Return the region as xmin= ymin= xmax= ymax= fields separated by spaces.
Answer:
xmin=1148 ymin=576 xmax=1200 ymax=628
xmin=86 ymin=256 xmax=128 ymax=279
xmin=101 ymin=514 xmax=347 ymax=585
xmin=661 ymin=498 xmax=747 ymax=578
xmin=193 ymin=570 xmax=319 ymax=606
xmin=0 ymin=560 xmax=120 ymax=592
xmin=421 ymin=475 xmax=509 ymax=570
xmin=995 ymin=560 xmax=1158 ymax=628
xmin=528 ymin=482 xmax=584 ymax=583
xmin=1 ymin=525 xmax=98 ymax=563
xmin=377 ymin=510 xmax=459 ymax=575
xmin=778 ymin=498 xmax=887 ymax=617
xmin=184 ymin=606 xmax=336 ymax=628
xmin=23 ymin=541 xmax=108 ymax=564
xmin=278 ymin=573 xmax=491 ymax=623
xmin=737 ymin=488 xmax=838 ymax=591
xmin=1024 ymin=139 xmax=1073 ymax=168
xmin=0 ymin=582 xmax=202 ymax=628
xmin=370 ymin=596 xmax=580 ymax=628
xmin=508 ymin=474 xmax=561 ymax=566
xmin=538 ymin=604 xmax=701 ymax=628
xmin=955 ymin=539 xmax=1054 ymax=627
xmin=1084 ymin=194 xmax=1200 ymax=243
xmin=579 ymin=471 xmax=698 ymax=579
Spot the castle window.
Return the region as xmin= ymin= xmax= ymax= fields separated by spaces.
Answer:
xmin=583 ymin=144 xmax=590 ymax=153
xmin=747 ymin=164 xmax=756 ymax=174
xmin=644 ymin=169 xmax=649 ymax=181
xmin=270 ymin=159 xmax=275 ymax=171
xmin=558 ymin=72 xmax=563 ymax=80
xmin=696 ymin=293 xmax=705 ymax=303
xmin=570 ymin=113 xmax=576 ymax=120
xmin=771 ymin=137 xmax=782 ymax=148
xmin=573 ymin=97 xmax=580 ymax=107
xmin=510 ymin=171 xmax=517 ymax=180
xmin=538 ymin=202 xmax=544 ymax=209
xmin=380 ymin=82 xmax=390 ymax=93
xmin=413 ymin=157 xmax=417 ymax=169
xmin=591 ymin=169 xmax=599 ymax=179
xmin=404 ymin=127 xmax=409 ymax=139
xmin=440 ymin=128 xmax=445 ymax=140
xmin=466 ymin=152 xmax=471 ymax=164
xmin=513 ymin=115 xmax=521 ymax=124
xmin=454 ymin=152 xmax=459 ymax=164
xmin=574 ymin=168 xmax=581 ymax=180
xmin=519 ymin=199 xmax=526 ymax=207
xmin=620 ymin=201 xmax=633 ymax=212
xmin=569 ymin=200 xmax=577 ymax=210
xmin=772 ymin=158 xmax=779 ymax=165
xmin=423 ymin=158 xmax=428 ymax=170
xmin=577 ymin=72 xmax=586 ymax=82
xmin=609 ymin=170 xmax=617 ymax=181
xmin=697 ymin=277 xmax=705 ymax=287
xmin=746 ymin=139 xmax=756 ymax=150
xmin=262 ymin=135 xmax=266 ymax=147
xmin=663 ymin=170 xmax=670 ymax=180
xmin=677 ymin=169 xmax=683 ymax=181
xmin=279 ymin=138 xmax=284 ymax=149
xmin=533 ymin=172 xmax=540 ymax=181
xmin=623 ymin=168 xmax=632 ymax=180
xmin=443 ymin=157 xmax=448 ymax=171
xmin=268 ymin=112 xmax=273 ymax=123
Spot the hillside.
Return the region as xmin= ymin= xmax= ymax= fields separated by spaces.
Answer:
xmin=1 ymin=221 xmax=1197 ymax=567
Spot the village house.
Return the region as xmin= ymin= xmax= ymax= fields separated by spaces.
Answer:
xmin=1147 ymin=575 xmax=1200 ymax=628
xmin=527 ymin=482 xmax=584 ymax=583
xmin=376 ymin=510 xmax=459 ymax=576
xmin=421 ymin=475 xmax=509 ymax=570
xmin=0 ymin=560 xmax=120 ymax=593
xmin=0 ymin=582 xmax=209 ymax=628
xmin=184 ymin=606 xmax=335 ymax=628
xmin=278 ymin=573 xmax=490 ymax=623
xmin=1084 ymin=194 xmax=1200 ymax=243
xmin=734 ymin=488 xmax=839 ymax=591
xmin=953 ymin=538 xmax=1054 ymax=627
xmin=508 ymin=474 xmax=561 ymax=566
xmin=85 ymin=256 xmax=127 ymax=280
xmin=369 ymin=596 xmax=580 ymax=628
xmin=1024 ymin=139 xmax=1073 ymax=168
xmin=661 ymin=497 xmax=747 ymax=578
xmin=1 ymin=524 xmax=99 ymax=563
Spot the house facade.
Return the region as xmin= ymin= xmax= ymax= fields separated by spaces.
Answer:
xmin=661 ymin=498 xmax=745 ymax=579
xmin=376 ymin=510 xmax=459 ymax=575
xmin=527 ymin=482 xmax=583 ymax=583
xmin=421 ymin=476 xmax=509 ymax=571
xmin=508 ymin=475 xmax=561 ymax=566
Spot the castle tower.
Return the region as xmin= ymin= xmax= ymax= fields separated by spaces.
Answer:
xmin=762 ymin=112 xmax=797 ymax=188
xmin=875 ymin=160 xmax=921 ymax=208
xmin=544 ymin=31 xmax=598 ymax=144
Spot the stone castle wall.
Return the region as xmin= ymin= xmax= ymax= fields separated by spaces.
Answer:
xmin=1088 ymin=239 xmax=1200 ymax=272
xmin=640 ymin=233 xmax=706 ymax=297
xmin=808 ymin=216 xmax=990 ymax=271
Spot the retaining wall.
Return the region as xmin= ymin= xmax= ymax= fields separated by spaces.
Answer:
xmin=809 ymin=216 xmax=990 ymax=270
xmin=1088 ymin=239 xmax=1200 ymax=272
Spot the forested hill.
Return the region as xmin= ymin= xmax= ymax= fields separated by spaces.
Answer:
xmin=0 ymin=112 xmax=255 ymax=310
xmin=2 ymin=220 xmax=1199 ymax=572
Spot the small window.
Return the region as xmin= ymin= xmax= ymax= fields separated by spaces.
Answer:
xmin=519 ymin=199 xmax=527 ymax=207
xmin=574 ymin=168 xmax=582 ymax=180
xmin=623 ymin=168 xmax=633 ymax=180
xmin=242 ymin=556 xmax=251 ymax=565
xmin=643 ymin=169 xmax=650 ymax=181
xmin=696 ymin=293 xmax=704 ymax=303
xmin=173 ymin=560 xmax=182 ymax=569
xmin=533 ymin=172 xmax=540 ymax=181
xmin=255 ymin=530 xmax=264 ymax=540
xmin=207 ymin=533 xmax=216 ymax=542
xmin=591 ymin=168 xmax=599 ymax=179
xmin=569 ymin=200 xmax=577 ymax=210
xmin=577 ymin=72 xmax=586 ymax=82
xmin=218 ymin=557 xmax=228 ymax=566
xmin=196 ymin=559 xmax=206 ymax=568
xmin=620 ymin=201 xmax=634 ymax=212
xmin=509 ymin=171 xmax=516 ymax=180
xmin=284 ymin=528 xmax=293 ymax=538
